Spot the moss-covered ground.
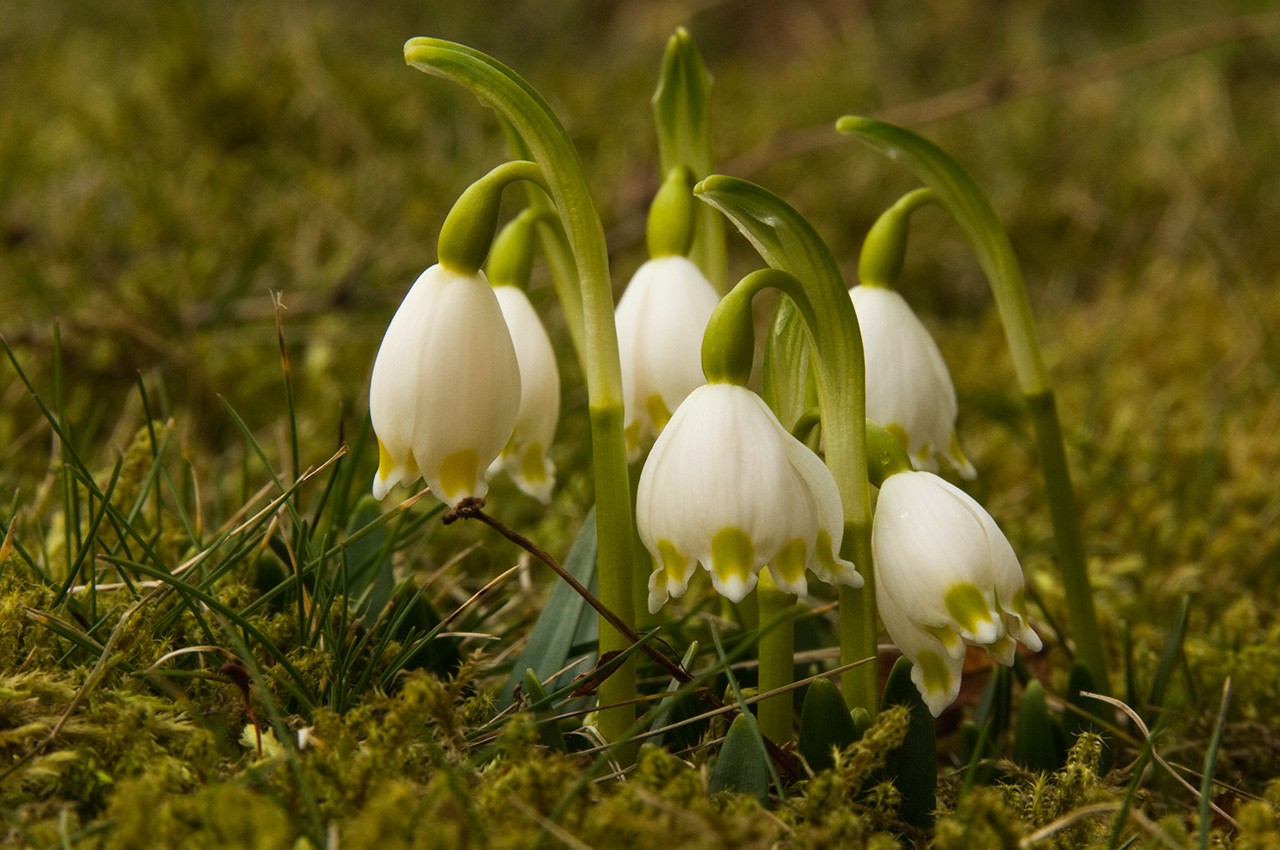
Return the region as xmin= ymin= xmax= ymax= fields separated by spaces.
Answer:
xmin=3 ymin=1 xmax=1280 ymax=847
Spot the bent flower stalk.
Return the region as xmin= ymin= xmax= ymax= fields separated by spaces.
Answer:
xmin=369 ymin=264 xmax=521 ymax=506
xmin=636 ymin=382 xmax=862 ymax=612
xmin=872 ymin=468 xmax=1042 ymax=716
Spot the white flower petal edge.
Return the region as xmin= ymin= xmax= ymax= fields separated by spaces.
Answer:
xmin=615 ymin=256 xmax=720 ymax=462
xmin=851 ymin=285 xmax=976 ymax=479
xmin=488 ymin=285 xmax=560 ymax=503
xmin=873 ymin=470 xmax=1042 ymax=716
xmin=369 ymin=264 xmax=521 ymax=507
xmin=636 ymin=383 xmax=861 ymax=614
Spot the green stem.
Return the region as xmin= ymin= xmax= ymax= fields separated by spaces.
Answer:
xmin=837 ymin=115 xmax=1111 ymax=694
xmin=501 ymin=121 xmax=589 ymax=370
xmin=406 ymin=38 xmax=638 ymax=750
xmin=693 ymin=178 xmax=878 ymax=714
xmin=756 ymin=572 xmax=796 ymax=744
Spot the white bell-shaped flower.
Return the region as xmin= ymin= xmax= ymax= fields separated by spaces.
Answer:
xmin=872 ymin=469 xmax=1042 ymax=716
xmin=488 ymin=285 xmax=560 ymax=503
xmin=851 ymin=284 xmax=975 ymax=478
xmin=636 ymin=382 xmax=862 ymax=613
xmin=615 ymin=255 xmax=720 ymax=462
xmin=369 ymin=264 xmax=520 ymax=507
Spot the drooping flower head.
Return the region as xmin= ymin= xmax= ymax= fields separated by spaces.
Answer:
xmin=616 ymin=166 xmax=721 ymax=462
xmin=872 ymin=468 xmax=1042 ymax=716
xmin=483 ymin=209 xmax=562 ymax=503
xmin=853 ymin=187 xmax=974 ymax=478
xmin=852 ymin=284 xmax=974 ymax=478
xmin=616 ymin=255 xmax=719 ymax=461
xmin=637 ymin=382 xmax=862 ymax=612
xmin=489 ymin=283 xmax=559 ymax=502
xmin=369 ymin=263 xmax=521 ymax=507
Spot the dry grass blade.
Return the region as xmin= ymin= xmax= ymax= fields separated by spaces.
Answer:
xmin=1081 ymin=691 xmax=1240 ymax=830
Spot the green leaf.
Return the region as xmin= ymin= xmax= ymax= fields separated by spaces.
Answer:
xmin=339 ymin=495 xmax=396 ymax=620
xmin=1012 ymin=680 xmax=1066 ymax=772
xmin=1198 ymin=679 xmax=1232 ymax=850
xmin=1147 ymin=594 xmax=1190 ymax=715
xmin=798 ymin=676 xmax=858 ymax=774
xmin=652 ymin=27 xmax=726 ymax=290
xmin=499 ymin=508 xmax=599 ymax=708
xmin=709 ymin=714 xmax=770 ymax=804
xmin=522 ymin=669 xmax=569 ymax=752
xmin=881 ymin=657 xmax=937 ymax=829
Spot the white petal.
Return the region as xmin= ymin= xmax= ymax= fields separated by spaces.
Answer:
xmin=781 ymin=428 xmax=862 ymax=589
xmin=616 ymin=256 xmax=719 ymax=461
xmin=877 ymin=577 xmax=963 ymax=717
xmin=852 ymin=285 xmax=969 ymax=476
xmin=412 ymin=270 xmax=520 ymax=506
xmin=491 ymin=285 xmax=560 ymax=502
xmin=873 ymin=472 xmax=996 ymax=632
xmin=370 ymin=266 xmax=449 ymax=498
xmin=637 ymin=383 xmax=854 ymax=605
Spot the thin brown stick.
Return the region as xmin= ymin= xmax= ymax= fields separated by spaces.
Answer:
xmin=727 ymin=11 xmax=1280 ymax=175
xmin=444 ymin=498 xmax=805 ymax=782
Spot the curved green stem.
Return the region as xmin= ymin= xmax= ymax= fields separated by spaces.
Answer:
xmin=858 ymin=187 xmax=938 ymax=288
xmin=694 ymin=176 xmax=877 ymax=714
xmin=837 ymin=115 xmax=1110 ymax=695
xmin=405 ymin=38 xmax=638 ymax=749
xmin=500 ymin=121 xmax=588 ymax=369
xmin=438 ymin=160 xmax=548 ymax=274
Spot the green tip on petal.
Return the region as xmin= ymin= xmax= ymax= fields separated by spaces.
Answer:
xmin=912 ymin=650 xmax=954 ymax=716
xmin=770 ymin=539 xmax=809 ymax=595
xmin=644 ymin=394 xmax=673 ymax=436
xmin=437 ymin=448 xmax=480 ymax=502
xmin=518 ymin=443 xmax=548 ymax=484
xmin=710 ymin=527 xmax=755 ymax=602
xmin=944 ymin=582 xmax=998 ymax=643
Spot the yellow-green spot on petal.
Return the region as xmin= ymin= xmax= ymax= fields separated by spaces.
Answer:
xmin=438 ymin=449 xmax=479 ymax=500
xmin=710 ymin=527 xmax=753 ymax=589
xmin=645 ymin=393 xmax=673 ymax=434
xmin=624 ymin=420 xmax=642 ymax=456
xmin=773 ymin=539 xmax=807 ymax=585
xmin=519 ymin=443 xmax=547 ymax=483
xmin=916 ymin=649 xmax=951 ymax=695
xmin=657 ymin=539 xmax=687 ymax=586
xmin=948 ymin=431 xmax=971 ymax=467
xmin=377 ymin=438 xmax=395 ymax=479
xmin=885 ymin=422 xmax=910 ymax=451
xmin=925 ymin=624 xmax=962 ymax=653
xmin=945 ymin=582 xmax=994 ymax=634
